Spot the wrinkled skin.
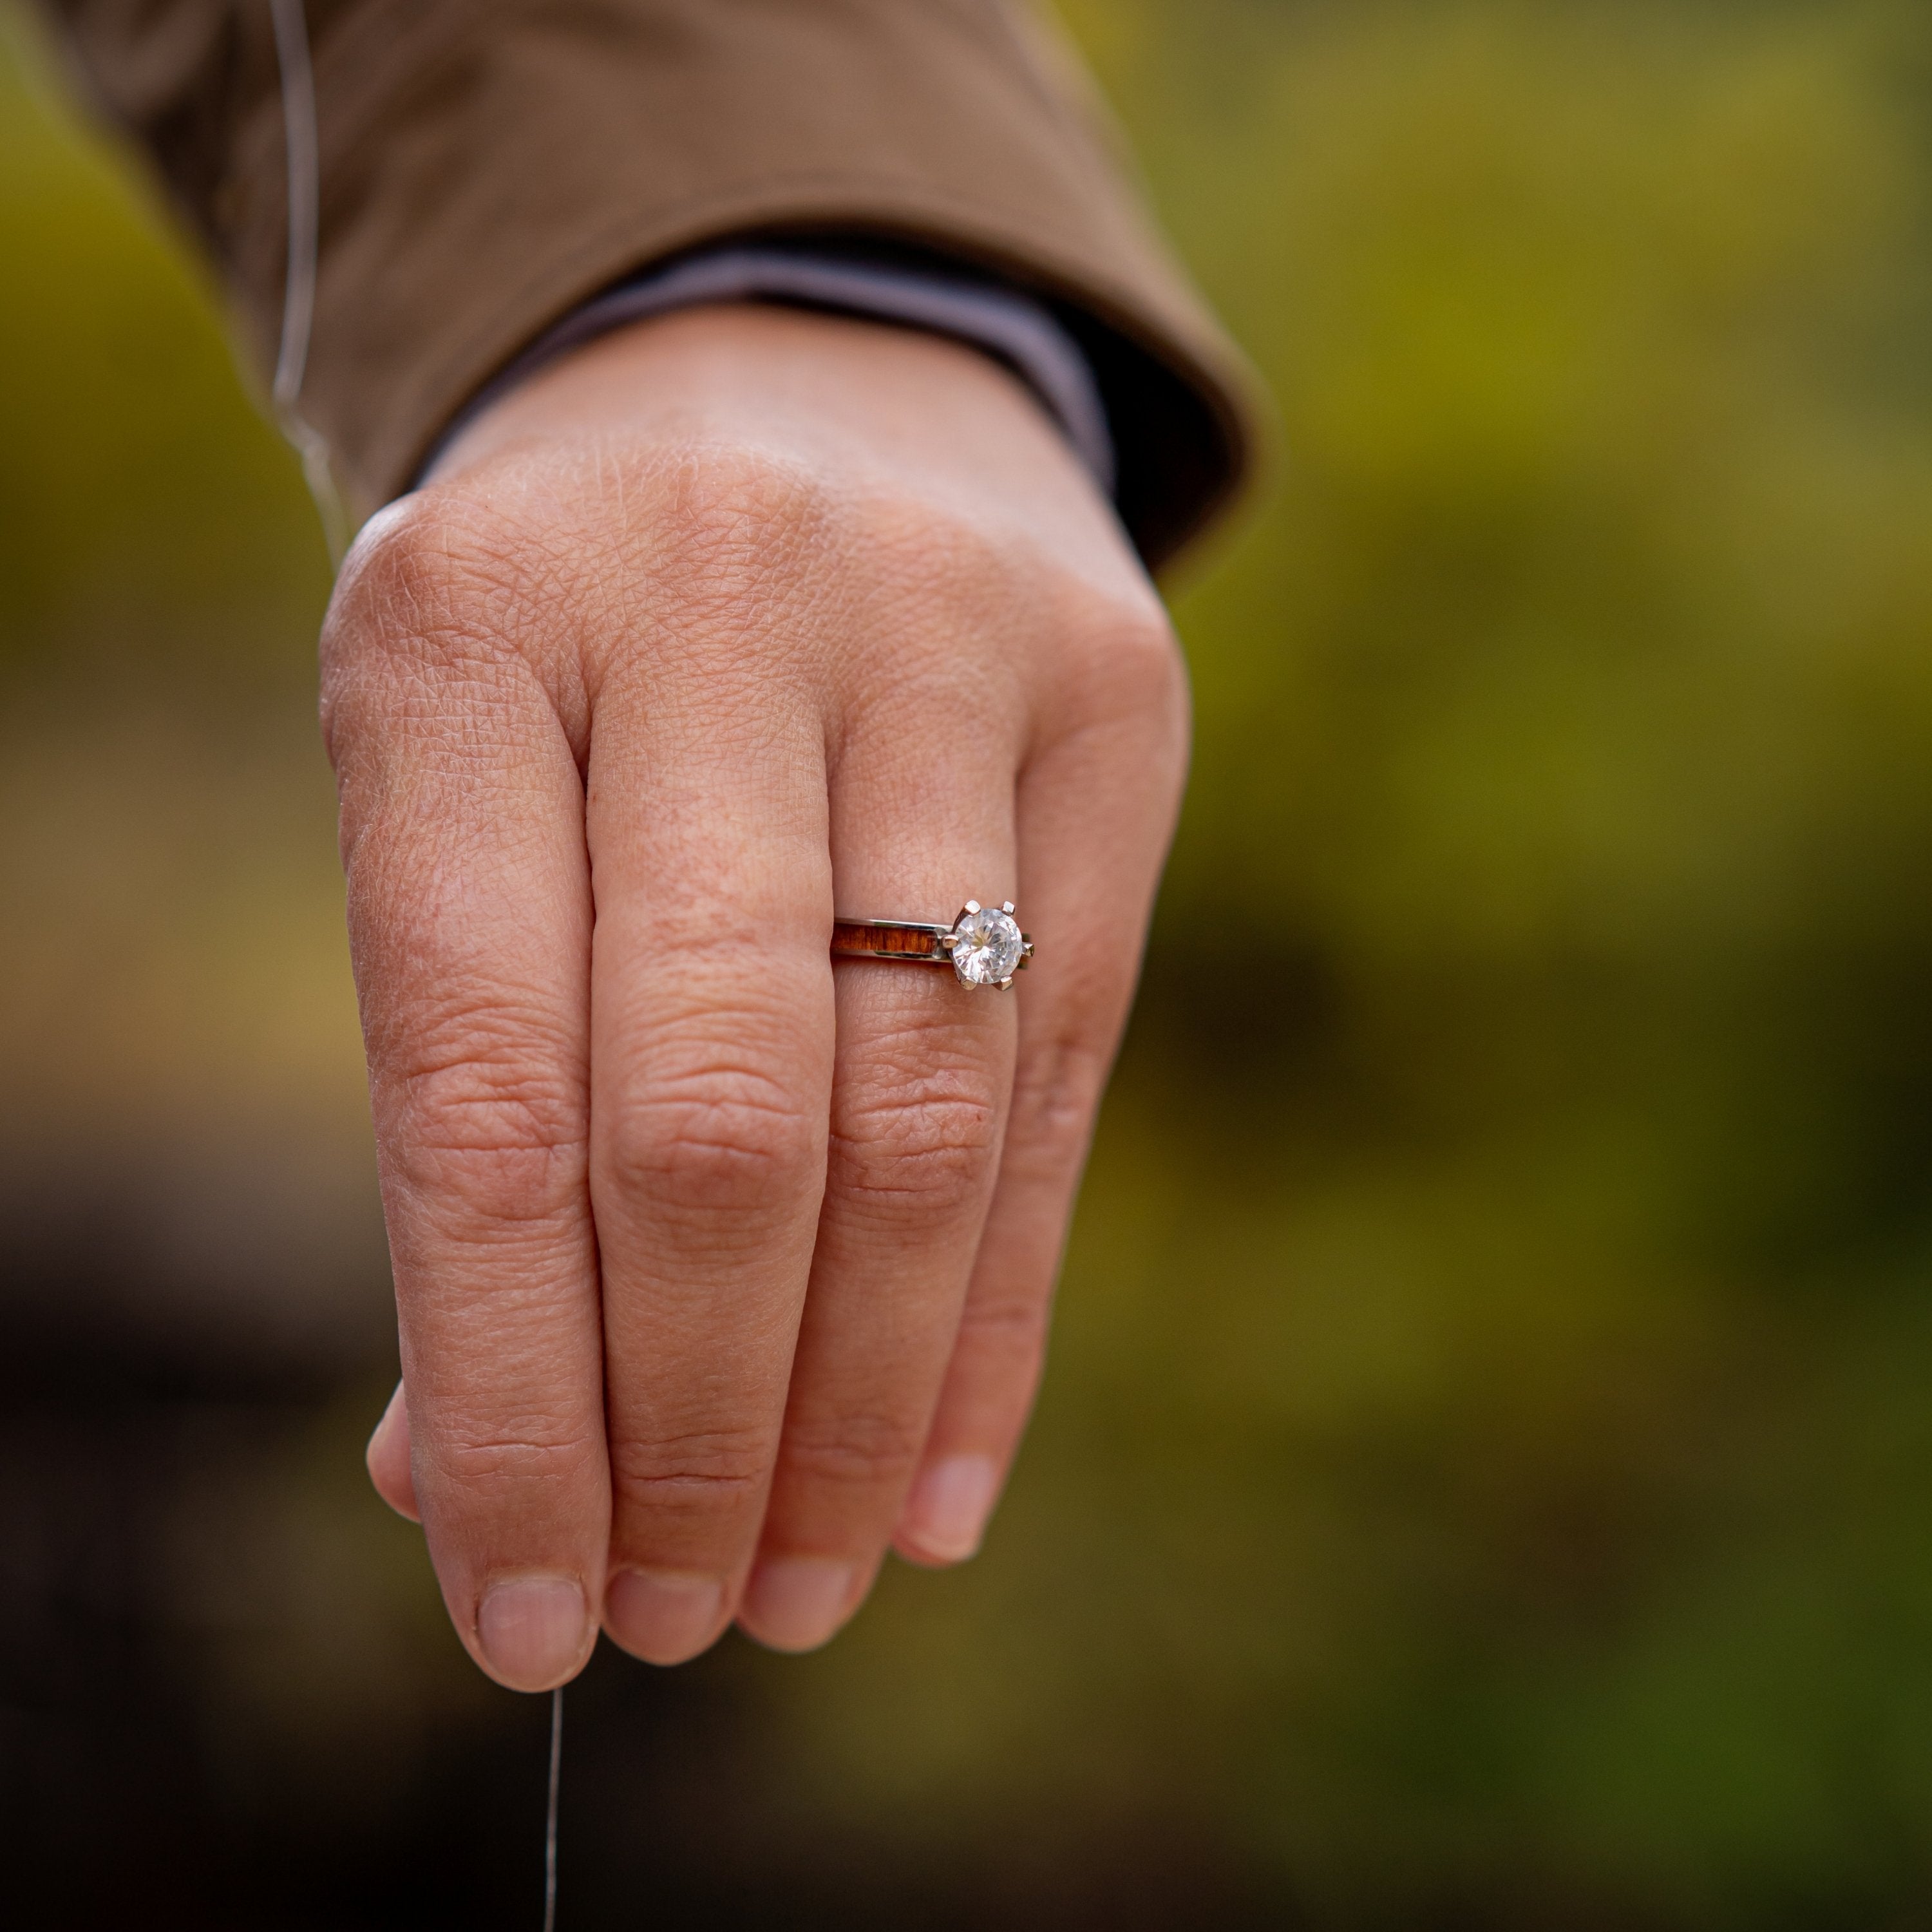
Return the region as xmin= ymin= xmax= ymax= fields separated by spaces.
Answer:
xmin=323 ymin=305 xmax=1188 ymax=1688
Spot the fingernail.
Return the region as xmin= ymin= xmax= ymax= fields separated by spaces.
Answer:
xmin=739 ymin=1557 xmax=858 ymax=1653
xmin=603 ymin=1569 xmax=725 ymax=1665
xmin=476 ymin=1575 xmax=588 ymax=1690
xmin=898 ymin=1455 xmax=999 ymax=1564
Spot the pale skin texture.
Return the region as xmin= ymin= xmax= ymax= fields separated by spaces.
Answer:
xmin=328 ymin=303 xmax=1189 ymax=1689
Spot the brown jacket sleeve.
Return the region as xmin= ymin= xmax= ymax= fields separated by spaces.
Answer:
xmin=35 ymin=0 xmax=1258 ymax=565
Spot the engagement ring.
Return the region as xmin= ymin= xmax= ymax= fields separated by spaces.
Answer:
xmin=831 ymin=901 xmax=1033 ymax=990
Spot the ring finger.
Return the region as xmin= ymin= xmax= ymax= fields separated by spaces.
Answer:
xmin=735 ymin=708 xmax=1020 ymax=1651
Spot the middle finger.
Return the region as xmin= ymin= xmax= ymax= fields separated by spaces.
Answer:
xmin=589 ymin=648 xmax=837 ymax=1665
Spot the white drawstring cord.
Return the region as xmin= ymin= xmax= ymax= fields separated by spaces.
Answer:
xmin=270 ymin=8 xmax=560 ymax=1918
xmin=268 ymin=0 xmax=348 ymax=568
xmin=544 ymin=1685 xmax=565 ymax=1932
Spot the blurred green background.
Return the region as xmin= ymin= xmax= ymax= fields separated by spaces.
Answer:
xmin=7 ymin=0 xmax=1932 ymax=1924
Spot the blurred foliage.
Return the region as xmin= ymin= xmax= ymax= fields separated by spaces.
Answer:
xmin=0 ymin=10 xmax=349 ymax=1145
xmin=8 ymin=0 xmax=1932 ymax=1924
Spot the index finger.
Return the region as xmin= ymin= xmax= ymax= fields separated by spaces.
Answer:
xmin=324 ymin=504 xmax=610 ymax=1693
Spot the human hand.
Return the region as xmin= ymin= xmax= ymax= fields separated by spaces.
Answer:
xmin=327 ymin=305 xmax=1187 ymax=1689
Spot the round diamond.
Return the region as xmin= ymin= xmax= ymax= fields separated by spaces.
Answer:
xmin=952 ymin=905 xmax=1024 ymax=987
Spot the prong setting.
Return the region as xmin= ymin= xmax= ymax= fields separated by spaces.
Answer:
xmin=829 ymin=900 xmax=1032 ymax=988
xmin=947 ymin=901 xmax=1027 ymax=987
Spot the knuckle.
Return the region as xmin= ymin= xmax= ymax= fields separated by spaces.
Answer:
xmin=1059 ymin=594 xmax=1192 ymax=752
xmin=424 ymin=1423 xmax=599 ymax=1501
xmin=386 ymin=1012 xmax=587 ymax=1227
xmin=831 ymin=1047 xmax=1003 ymax=1223
xmin=597 ymin=1054 xmax=821 ymax=1223
xmin=326 ymin=495 xmax=479 ymax=655
xmin=1131 ymin=634 xmax=1193 ymax=757
xmin=859 ymin=489 xmax=998 ymax=591
xmin=436 ymin=1424 xmax=597 ymax=1478
xmin=1112 ymin=601 xmax=1187 ymax=688
xmin=640 ymin=447 xmax=846 ymax=625
xmin=609 ymin=1425 xmax=771 ymax=1520
xmin=1086 ymin=587 xmax=1175 ymax=661
xmin=320 ymin=491 xmax=556 ymax=708
xmin=958 ymin=1284 xmax=1052 ymax=1362
xmin=663 ymin=443 xmax=833 ymax=543
xmin=1008 ymin=1028 xmax=1112 ymax=1172
xmin=780 ymin=1410 xmax=928 ymax=1493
